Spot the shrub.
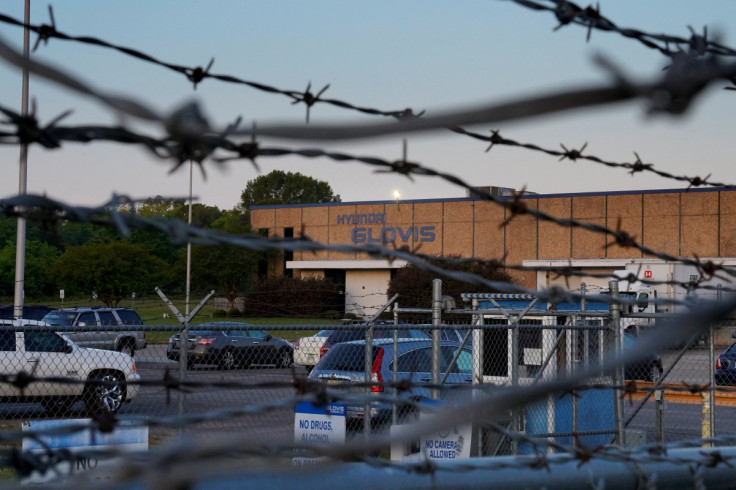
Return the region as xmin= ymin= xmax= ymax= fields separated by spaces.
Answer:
xmin=226 ymin=308 xmax=242 ymax=317
xmin=243 ymin=277 xmax=343 ymax=318
xmin=212 ymin=309 xmax=227 ymax=317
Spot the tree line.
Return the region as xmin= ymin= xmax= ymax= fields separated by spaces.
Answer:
xmin=2 ymin=169 xmax=511 ymax=315
xmin=0 ymin=171 xmax=341 ymax=309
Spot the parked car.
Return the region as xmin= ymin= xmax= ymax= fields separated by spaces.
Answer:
xmin=623 ymin=332 xmax=663 ymax=382
xmin=294 ymin=330 xmax=332 ymax=371
xmin=715 ymin=341 xmax=736 ymax=385
xmin=309 ymin=339 xmax=473 ymax=422
xmin=0 ymin=319 xmax=139 ymax=414
xmin=41 ymin=307 xmax=147 ymax=356
xmin=167 ymin=322 xmax=294 ymax=369
xmin=320 ymin=326 xmax=431 ymax=359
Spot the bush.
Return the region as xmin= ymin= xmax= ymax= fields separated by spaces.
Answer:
xmin=387 ymin=257 xmax=513 ymax=309
xmin=243 ymin=277 xmax=344 ymax=318
xmin=212 ymin=309 xmax=227 ymax=317
xmin=226 ymin=308 xmax=242 ymax=317
xmin=322 ymin=310 xmax=342 ymax=320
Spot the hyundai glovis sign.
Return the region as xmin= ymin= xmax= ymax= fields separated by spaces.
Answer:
xmin=336 ymin=213 xmax=436 ymax=244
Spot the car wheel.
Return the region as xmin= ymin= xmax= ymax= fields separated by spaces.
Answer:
xmin=41 ymin=397 xmax=75 ymax=415
xmin=219 ymin=349 xmax=237 ymax=370
xmin=118 ymin=343 xmax=134 ymax=357
xmin=84 ymin=371 xmax=126 ymax=415
xmin=277 ymin=348 xmax=293 ymax=368
xmin=650 ymin=363 xmax=663 ymax=383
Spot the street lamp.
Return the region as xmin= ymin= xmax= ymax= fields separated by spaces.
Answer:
xmin=393 ymin=190 xmax=401 ymax=210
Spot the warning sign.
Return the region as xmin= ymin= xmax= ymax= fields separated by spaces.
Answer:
xmin=420 ymin=423 xmax=472 ymax=460
xmin=292 ymin=402 xmax=345 ymax=467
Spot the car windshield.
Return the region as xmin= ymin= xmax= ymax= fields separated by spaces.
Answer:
xmin=319 ymin=345 xmax=380 ymax=371
xmin=41 ymin=311 xmax=77 ymax=327
xmin=190 ymin=330 xmax=218 ymax=336
xmin=315 ymin=330 xmax=331 ymax=337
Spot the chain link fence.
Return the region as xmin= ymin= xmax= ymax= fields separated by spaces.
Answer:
xmin=2 ymin=0 xmax=736 ymax=486
xmin=0 ymin=280 xmax=733 ymax=486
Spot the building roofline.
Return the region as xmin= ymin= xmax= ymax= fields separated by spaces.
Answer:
xmin=249 ymin=186 xmax=736 ymax=210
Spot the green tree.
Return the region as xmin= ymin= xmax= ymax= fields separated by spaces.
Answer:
xmin=210 ymin=209 xmax=250 ymax=234
xmin=50 ymin=242 xmax=169 ymax=307
xmin=0 ymin=216 xmax=48 ymax=248
xmin=240 ymin=170 xmax=341 ymax=211
xmin=170 ymin=202 xmax=223 ymax=228
xmin=0 ymin=240 xmax=60 ymax=298
xmin=387 ymin=258 xmax=513 ymax=308
xmin=56 ymin=222 xmax=98 ymax=248
xmin=178 ymin=244 xmax=259 ymax=309
xmin=130 ymin=228 xmax=183 ymax=265
xmin=136 ymin=197 xmax=179 ymax=218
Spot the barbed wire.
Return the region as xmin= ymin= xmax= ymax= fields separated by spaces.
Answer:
xmin=0 ymin=295 xmax=729 ymax=484
xmin=0 ymin=7 xmax=733 ymax=194
xmin=451 ymin=126 xmax=734 ymax=190
xmin=3 ymin=192 xmax=736 ymax=307
xmin=1 ymin=33 xmax=735 ymax=288
xmin=2 ymin=3 xmax=736 ymax=486
xmin=0 ymin=10 xmax=416 ymax=122
xmin=511 ymin=0 xmax=736 ymax=68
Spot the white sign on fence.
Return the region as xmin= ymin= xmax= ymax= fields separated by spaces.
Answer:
xmin=420 ymin=422 xmax=472 ymax=460
xmin=292 ymin=402 xmax=346 ymax=467
xmin=391 ymin=401 xmax=472 ymax=462
xmin=21 ymin=418 xmax=148 ymax=485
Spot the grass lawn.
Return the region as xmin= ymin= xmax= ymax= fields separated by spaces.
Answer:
xmin=145 ymin=318 xmax=339 ymax=343
xmin=15 ymin=296 xmax=344 ymax=342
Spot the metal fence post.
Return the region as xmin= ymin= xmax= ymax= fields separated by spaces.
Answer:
xmin=609 ymin=279 xmax=625 ymax=446
xmin=706 ymin=323 xmax=715 ymax=445
xmin=393 ymin=303 xmax=399 ymax=426
xmin=432 ymin=279 xmax=442 ymax=400
xmin=573 ymin=283 xmax=586 ymax=441
xmin=179 ymin=321 xmax=188 ymax=423
xmin=365 ymin=323 xmax=374 ymax=436
xmin=471 ymin=297 xmax=482 ymax=456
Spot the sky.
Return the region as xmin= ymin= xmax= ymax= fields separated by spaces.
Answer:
xmin=1 ymin=1 xmax=736 ymax=211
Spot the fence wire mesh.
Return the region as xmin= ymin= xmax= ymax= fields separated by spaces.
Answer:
xmin=1 ymin=0 xmax=736 ymax=488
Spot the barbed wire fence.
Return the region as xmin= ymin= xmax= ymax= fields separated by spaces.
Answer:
xmin=0 ymin=1 xmax=736 ymax=487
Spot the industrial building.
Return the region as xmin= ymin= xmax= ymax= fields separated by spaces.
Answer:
xmin=250 ymin=186 xmax=736 ymax=315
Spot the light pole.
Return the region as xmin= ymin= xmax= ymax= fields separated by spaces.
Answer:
xmin=186 ymin=160 xmax=193 ymax=318
xmin=13 ymin=0 xmax=30 ymax=319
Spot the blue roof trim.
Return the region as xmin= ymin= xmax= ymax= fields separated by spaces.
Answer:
xmin=250 ymin=186 xmax=736 ymax=210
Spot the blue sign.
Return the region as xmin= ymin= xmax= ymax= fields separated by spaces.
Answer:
xmin=351 ymin=226 xmax=436 ymax=244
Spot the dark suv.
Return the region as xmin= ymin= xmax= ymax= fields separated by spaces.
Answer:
xmin=41 ymin=307 xmax=147 ymax=356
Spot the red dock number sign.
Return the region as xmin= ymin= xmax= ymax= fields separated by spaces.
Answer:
xmin=643 ymin=270 xmax=653 ymax=279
